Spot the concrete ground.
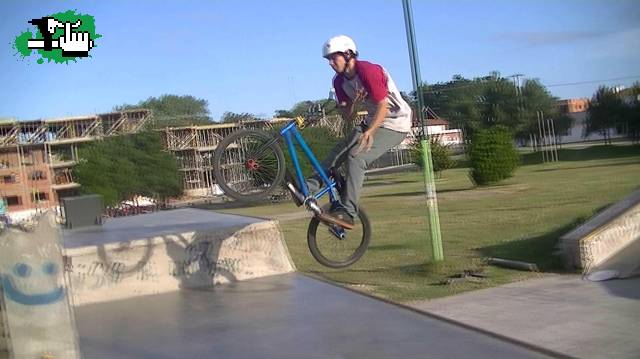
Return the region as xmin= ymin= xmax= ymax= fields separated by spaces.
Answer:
xmin=409 ymin=274 xmax=640 ymax=359
xmin=6 ymin=207 xmax=635 ymax=358
xmin=74 ymin=273 xmax=558 ymax=359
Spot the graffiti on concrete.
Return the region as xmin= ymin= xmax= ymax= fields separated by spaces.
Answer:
xmin=0 ymin=262 xmax=65 ymax=306
xmin=169 ymin=240 xmax=241 ymax=277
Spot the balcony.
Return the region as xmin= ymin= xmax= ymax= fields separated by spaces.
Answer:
xmin=51 ymin=182 xmax=81 ymax=190
xmin=50 ymin=160 xmax=77 ymax=168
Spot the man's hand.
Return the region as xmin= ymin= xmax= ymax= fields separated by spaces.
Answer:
xmin=59 ymin=20 xmax=94 ymax=55
xmin=355 ymin=129 xmax=375 ymax=154
xmin=354 ymin=100 xmax=387 ymax=154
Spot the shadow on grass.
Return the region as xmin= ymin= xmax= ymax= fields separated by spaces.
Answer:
xmin=364 ymin=180 xmax=417 ymax=188
xmin=522 ymin=145 xmax=640 ymax=166
xmin=532 ymin=159 xmax=640 ymax=173
xmin=367 ymin=191 xmax=425 ymax=198
xmin=367 ymin=244 xmax=409 ymax=251
xmin=475 ymin=219 xmax=590 ymax=273
xmin=367 ymin=183 xmax=529 ymax=198
xmin=367 ymin=186 xmax=479 ymax=198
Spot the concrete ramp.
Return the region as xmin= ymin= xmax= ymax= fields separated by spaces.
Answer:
xmin=589 ymin=233 xmax=640 ymax=278
xmin=62 ymin=208 xmax=295 ymax=306
xmin=561 ymin=189 xmax=640 ymax=276
xmin=75 ymin=273 xmax=555 ymax=359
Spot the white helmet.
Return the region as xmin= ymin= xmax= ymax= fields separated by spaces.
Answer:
xmin=322 ymin=35 xmax=357 ymax=58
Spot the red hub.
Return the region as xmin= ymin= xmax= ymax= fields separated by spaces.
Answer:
xmin=245 ymin=159 xmax=260 ymax=171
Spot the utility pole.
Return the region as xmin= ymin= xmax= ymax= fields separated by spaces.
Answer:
xmin=402 ymin=0 xmax=443 ymax=261
xmin=537 ymin=110 xmax=546 ymax=162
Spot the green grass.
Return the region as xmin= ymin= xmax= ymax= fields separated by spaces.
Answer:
xmin=198 ymin=144 xmax=640 ymax=302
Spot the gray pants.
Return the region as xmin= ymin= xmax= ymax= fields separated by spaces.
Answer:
xmin=306 ymin=124 xmax=408 ymax=218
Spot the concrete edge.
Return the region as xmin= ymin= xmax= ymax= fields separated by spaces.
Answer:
xmin=561 ymin=188 xmax=640 ymax=242
xmin=300 ymin=272 xmax=576 ymax=359
xmin=63 ymin=220 xmax=284 ymax=256
xmin=560 ymin=189 xmax=640 ymax=270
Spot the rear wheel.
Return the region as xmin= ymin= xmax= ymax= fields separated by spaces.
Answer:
xmin=213 ymin=130 xmax=286 ymax=202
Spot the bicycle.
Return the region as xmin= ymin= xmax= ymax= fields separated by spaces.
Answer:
xmin=212 ymin=111 xmax=371 ymax=268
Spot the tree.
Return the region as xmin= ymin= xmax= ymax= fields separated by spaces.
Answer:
xmin=616 ymin=83 xmax=640 ymax=143
xmin=586 ymin=86 xmax=626 ymax=145
xmin=553 ymin=113 xmax=575 ymax=146
xmin=627 ymin=101 xmax=640 ymax=143
xmin=274 ymin=99 xmax=341 ymax=119
xmin=274 ymin=109 xmax=294 ymax=118
xmin=416 ymin=74 xmax=559 ymax=142
xmin=115 ymin=94 xmax=212 ymax=129
xmin=516 ymin=79 xmax=560 ymax=139
xmin=75 ymin=131 xmax=183 ymax=206
xmin=220 ymin=111 xmax=260 ymax=123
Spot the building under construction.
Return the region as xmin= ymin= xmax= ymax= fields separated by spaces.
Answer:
xmin=160 ymin=115 xmax=355 ymax=197
xmin=0 ymin=110 xmax=151 ymax=214
xmin=0 ymin=110 xmax=415 ymax=215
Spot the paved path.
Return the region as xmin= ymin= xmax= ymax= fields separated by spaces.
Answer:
xmin=409 ymin=274 xmax=640 ymax=359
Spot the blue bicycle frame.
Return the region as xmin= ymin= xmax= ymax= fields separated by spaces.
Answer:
xmin=279 ymin=120 xmax=339 ymax=203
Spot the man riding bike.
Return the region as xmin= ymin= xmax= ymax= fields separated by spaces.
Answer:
xmin=307 ymin=35 xmax=413 ymax=226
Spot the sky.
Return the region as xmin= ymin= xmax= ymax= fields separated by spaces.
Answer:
xmin=1 ymin=0 xmax=639 ymax=121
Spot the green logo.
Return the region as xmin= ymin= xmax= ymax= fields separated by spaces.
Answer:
xmin=13 ymin=10 xmax=101 ymax=64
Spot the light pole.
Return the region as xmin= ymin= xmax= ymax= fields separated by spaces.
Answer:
xmin=402 ymin=0 xmax=444 ymax=261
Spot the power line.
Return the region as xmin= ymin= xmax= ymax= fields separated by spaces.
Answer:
xmin=545 ymin=75 xmax=640 ymax=88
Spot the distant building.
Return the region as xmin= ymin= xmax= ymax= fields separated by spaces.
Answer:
xmin=402 ymin=108 xmax=464 ymax=148
xmin=555 ymin=98 xmax=589 ymax=114
xmin=554 ymin=98 xmax=627 ymax=144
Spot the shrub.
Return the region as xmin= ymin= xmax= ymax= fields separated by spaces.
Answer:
xmin=469 ymin=126 xmax=520 ymax=185
xmin=410 ymin=138 xmax=456 ymax=176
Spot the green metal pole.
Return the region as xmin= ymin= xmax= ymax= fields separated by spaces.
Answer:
xmin=421 ymin=139 xmax=443 ymax=260
xmin=402 ymin=0 xmax=444 ymax=261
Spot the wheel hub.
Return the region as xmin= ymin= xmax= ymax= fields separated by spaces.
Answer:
xmin=245 ymin=159 xmax=260 ymax=171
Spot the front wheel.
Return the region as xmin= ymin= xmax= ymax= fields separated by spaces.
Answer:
xmin=307 ymin=206 xmax=371 ymax=268
xmin=213 ymin=129 xmax=286 ymax=203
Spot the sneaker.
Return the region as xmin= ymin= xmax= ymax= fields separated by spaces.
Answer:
xmin=329 ymin=206 xmax=355 ymax=227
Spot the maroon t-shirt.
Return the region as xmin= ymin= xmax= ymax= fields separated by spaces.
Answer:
xmin=332 ymin=60 xmax=413 ymax=133
xmin=333 ymin=60 xmax=388 ymax=104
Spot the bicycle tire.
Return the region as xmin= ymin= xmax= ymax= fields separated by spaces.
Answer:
xmin=213 ymin=129 xmax=286 ymax=203
xmin=307 ymin=206 xmax=371 ymax=268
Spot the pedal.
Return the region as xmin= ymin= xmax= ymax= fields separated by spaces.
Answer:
xmin=329 ymin=225 xmax=346 ymax=240
xmin=317 ymin=213 xmax=355 ymax=230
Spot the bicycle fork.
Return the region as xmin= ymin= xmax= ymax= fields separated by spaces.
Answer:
xmin=284 ymin=180 xmax=351 ymax=235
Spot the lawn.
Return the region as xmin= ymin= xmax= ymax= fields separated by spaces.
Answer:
xmin=199 ymin=144 xmax=640 ymax=302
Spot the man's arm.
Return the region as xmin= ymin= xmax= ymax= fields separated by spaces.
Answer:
xmin=355 ymin=100 xmax=388 ymax=154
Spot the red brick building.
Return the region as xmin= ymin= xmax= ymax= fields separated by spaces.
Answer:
xmin=0 ymin=111 xmax=150 ymax=215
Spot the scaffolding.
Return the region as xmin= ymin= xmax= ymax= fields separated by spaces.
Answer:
xmin=160 ymin=112 xmax=400 ymax=197
xmin=0 ymin=109 xmax=414 ymax=211
xmin=0 ymin=110 xmax=151 ymax=212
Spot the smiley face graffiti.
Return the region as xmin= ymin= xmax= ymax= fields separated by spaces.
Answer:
xmin=1 ymin=261 xmax=65 ymax=306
